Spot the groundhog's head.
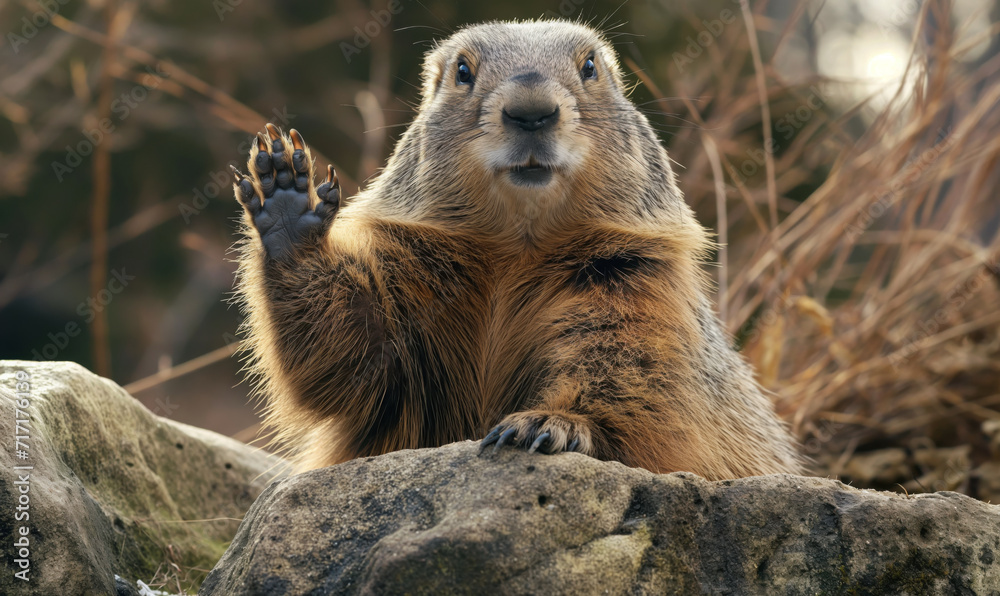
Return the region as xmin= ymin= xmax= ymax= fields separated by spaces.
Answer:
xmin=373 ymin=20 xmax=684 ymax=234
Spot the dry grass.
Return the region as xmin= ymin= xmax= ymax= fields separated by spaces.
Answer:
xmin=658 ymin=1 xmax=1000 ymax=500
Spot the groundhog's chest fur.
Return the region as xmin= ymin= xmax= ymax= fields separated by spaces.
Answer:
xmin=230 ymin=19 xmax=803 ymax=479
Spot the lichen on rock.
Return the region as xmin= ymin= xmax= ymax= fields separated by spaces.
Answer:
xmin=0 ymin=361 xmax=283 ymax=595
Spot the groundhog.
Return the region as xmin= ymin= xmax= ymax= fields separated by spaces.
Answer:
xmin=230 ymin=19 xmax=803 ymax=479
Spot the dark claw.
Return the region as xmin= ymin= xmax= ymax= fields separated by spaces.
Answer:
xmin=232 ymin=166 xmax=258 ymax=209
xmin=478 ymin=426 xmax=502 ymax=455
xmin=493 ymin=427 xmax=518 ymax=453
xmin=316 ymin=166 xmax=341 ymax=213
xmin=567 ymin=439 xmax=580 ymax=452
xmin=289 ymin=129 xmax=306 ymax=151
xmin=265 ymin=123 xmax=285 ymax=153
xmin=319 ymin=166 xmax=340 ymax=195
xmin=236 ymin=175 xmax=260 ymax=215
xmin=528 ymin=432 xmax=550 ymax=454
xmin=330 ymin=167 xmax=340 ymax=189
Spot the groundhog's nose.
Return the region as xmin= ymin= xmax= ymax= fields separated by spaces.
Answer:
xmin=502 ymin=104 xmax=560 ymax=132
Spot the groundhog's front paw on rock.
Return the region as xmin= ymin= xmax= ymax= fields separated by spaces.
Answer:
xmin=233 ymin=123 xmax=341 ymax=261
xmin=479 ymin=411 xmax=593 ymax=457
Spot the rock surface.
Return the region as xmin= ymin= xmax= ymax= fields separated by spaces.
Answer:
xmin=0 ymin=361 xmax=283 ymax=595
xmin=202 ymin=441 xmax=1000 ymax=595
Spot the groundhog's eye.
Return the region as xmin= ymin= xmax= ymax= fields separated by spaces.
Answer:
xmin=581 ymin=57 xmax=597 ymax=80
xmin=456 ymin=61 xmax=474 ymax=86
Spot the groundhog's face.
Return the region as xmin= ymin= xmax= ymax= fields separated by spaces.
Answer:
xmin=416 ymin=20 xmax=636 ymax=214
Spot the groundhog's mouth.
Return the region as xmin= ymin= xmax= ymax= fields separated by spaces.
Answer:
xmin=504 ymin=158 xmax=555 ymax=187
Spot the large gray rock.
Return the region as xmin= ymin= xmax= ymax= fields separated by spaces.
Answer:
xmin=202 ymin=441 xmax=1000 ymax=595
xmin=0 ymin=361 xmax=284 ymax=595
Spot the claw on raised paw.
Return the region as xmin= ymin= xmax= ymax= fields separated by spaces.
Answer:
xmin=265 ymin=122 xmax=281 ymax=140
xmin=290 ymin=129 xmax=305 ymax=150
xmin=256 ymin=134 xmax=268 ymax=152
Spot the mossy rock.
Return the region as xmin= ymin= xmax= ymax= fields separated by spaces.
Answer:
xmin=0 ymin=361 xmax=283 ymax=595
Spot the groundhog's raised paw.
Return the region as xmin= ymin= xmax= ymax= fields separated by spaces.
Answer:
xmin=233 ymin=123 xmax=340 ymax=261
xmin=478 ymin=411 xmax=593 ymax=457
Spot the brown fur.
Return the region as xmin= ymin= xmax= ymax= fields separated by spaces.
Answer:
xmin=232 ymin=20 xmax=802 ymax=479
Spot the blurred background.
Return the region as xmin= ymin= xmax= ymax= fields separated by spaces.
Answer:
xmin=1 ymin=0 xmax=998 ymax=499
